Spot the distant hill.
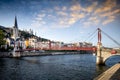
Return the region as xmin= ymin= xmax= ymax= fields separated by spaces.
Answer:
xmin=0 ymin=25 xmax=49 ymax=41
xmin=0 ymin=25 xmax=5 ymax=29
xmin=20 ymin=30 xmax=49 ymax=41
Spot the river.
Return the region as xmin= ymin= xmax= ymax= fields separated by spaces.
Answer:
xmin=0 ymin=53 xmax=120 ymax=80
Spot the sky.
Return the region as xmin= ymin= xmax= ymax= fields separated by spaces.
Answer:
xmin=0 ymin=0 xmax=120 ymax=48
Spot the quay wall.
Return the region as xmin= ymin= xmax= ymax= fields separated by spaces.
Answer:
xmin=94 ymin=63 xmax=120 ymax=80
xmin=0 ymin=51 xmax=90 ymax=58
xmin=0 ymin=52 xmax=12 ymax=58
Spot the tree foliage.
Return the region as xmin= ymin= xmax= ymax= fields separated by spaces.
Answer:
xmin=0 ymin=29 xmax=6 ymax=46
xmin=20 ymin=30 xmax=34 ymax=39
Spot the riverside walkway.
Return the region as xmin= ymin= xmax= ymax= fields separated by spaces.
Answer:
xmin=94 ymin=63 xmax=120 ymax=80
xmin=0 ymin=51 xmax=82 ymax=58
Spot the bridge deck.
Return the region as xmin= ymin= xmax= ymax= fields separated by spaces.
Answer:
xmin=94 ymin=63 xmax=120 ymax=80
xmin=18 ymin=47 xmax=94 ymax=51
xmin=49 ymin=47 xmax=93 ymax=50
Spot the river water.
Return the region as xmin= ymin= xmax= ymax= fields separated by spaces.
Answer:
xmin=0 ymin=53 xmax=120 ymax=80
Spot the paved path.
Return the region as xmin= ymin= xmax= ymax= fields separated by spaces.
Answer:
xmin=94 ymin=63 xmax=120 ymax=80
xmin=110 ymin=68 xmax=120 ymax=80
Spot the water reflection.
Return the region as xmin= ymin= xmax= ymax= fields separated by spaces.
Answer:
xmin=0 ymin=54 xmax=119 ymax=80
xmin=20 ymin=58 xmax=40 ymax=64
xmin=105 ymin=55 xmax=120 ymax=66
xmin=0 ymin=58 xmax=22 ymax=80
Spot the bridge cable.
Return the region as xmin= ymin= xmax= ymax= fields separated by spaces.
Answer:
xmin=84 ymin=29 xmax=97 ymax=42
xmin=88 ymin=32 xmax=97 ymax=42
xmin=101 ymin=30 xmax=120 ymax=47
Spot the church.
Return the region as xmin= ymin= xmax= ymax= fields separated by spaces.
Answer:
xmin=6 ymin=16 xmax=26 ymax=50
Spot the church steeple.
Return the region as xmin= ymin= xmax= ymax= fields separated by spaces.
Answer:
xmin=12 ymin=16 xmax=19 ymax=40
xmin=14 ymin=16 xmax=18 ymax=28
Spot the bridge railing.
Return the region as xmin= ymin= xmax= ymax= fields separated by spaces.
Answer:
xmin=15 ymin=46 xmax=97 ymax=51
xmin=45 ymin=46 xmax=95 ymax=51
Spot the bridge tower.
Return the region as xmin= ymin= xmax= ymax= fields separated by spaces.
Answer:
xmin=96 ymin=28 xmax=104 ymax=65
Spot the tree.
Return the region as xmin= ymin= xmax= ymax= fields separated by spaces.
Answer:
xmin=0 ymin=29 xmax=6 ymax=46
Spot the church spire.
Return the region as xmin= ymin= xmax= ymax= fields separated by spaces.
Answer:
xmin=12 ymin=16 xmax=19 ymax=40
xmin=14 ymin=16 xmax=18 ymax=28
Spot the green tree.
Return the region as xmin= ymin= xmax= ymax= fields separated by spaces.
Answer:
xmin=0 ymin=29 xmax=6 ymax=46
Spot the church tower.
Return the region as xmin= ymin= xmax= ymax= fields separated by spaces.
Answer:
xmin=12 ymin=16 xmax=19 ymax=40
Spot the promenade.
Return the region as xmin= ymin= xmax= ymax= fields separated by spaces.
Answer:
xmin=0 ymin=51 xmax=82 ymax=58
xmin=94 ymin=63 xmax=120 ymax=80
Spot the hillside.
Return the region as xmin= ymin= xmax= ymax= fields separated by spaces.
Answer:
xmin=0 ymin=25 xmax=49 ymax=41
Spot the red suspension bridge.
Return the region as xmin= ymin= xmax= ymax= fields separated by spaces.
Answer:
xmin=14 ymin=28 xmax=120 ymax=65
xmin=17 ymin=28 xmax=120 ymax=52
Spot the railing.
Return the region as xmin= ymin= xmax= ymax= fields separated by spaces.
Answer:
xmin=49 ymin=47 xmax=94 ymax=51
xmin=15 ymin=46 xmax=96 ymax=51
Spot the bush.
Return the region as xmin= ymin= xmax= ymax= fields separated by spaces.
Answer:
xmin=8 ymin=46 xmax=14 ymax=51
xmin=0 ymin=46 xmax=14 ymax=52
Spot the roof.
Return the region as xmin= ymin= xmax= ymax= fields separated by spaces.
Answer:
xmin=13 ymin=16 xmax=18 ymax=28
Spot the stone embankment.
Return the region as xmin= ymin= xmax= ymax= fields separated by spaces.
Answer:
xmin=0 ymin=52 xmax=13 ymax=58
xmin=0 ymin=51 xmax=82 ymax=58
xmin=94 ymin=63 xmax=120 ymax=80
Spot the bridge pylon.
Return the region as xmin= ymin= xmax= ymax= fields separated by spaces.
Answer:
xmin=96 ymin=42 xmax=104 ymax=65
xmin=96 ymin=28 xmax=104 ymax=65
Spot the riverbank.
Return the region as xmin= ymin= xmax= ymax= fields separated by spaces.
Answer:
xmin=0 ymin=51 xmax=91 ymax=58
xmin=0 ymin=52 xmax=12 ymax=58
xmin=94 ymin=63 xmax=120 ymax=80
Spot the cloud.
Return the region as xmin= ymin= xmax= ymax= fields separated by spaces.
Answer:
xmin=31 ymin=0 xmax=120 ymax=29
xmin=100 ymin=9 xmax=120 ymax=18
xmin=31 ymin=20 xmax=46 ymax=27
xmin=102 ymin=16 xmax=115 ymax=25
xmin=32 ymin=4 xmax=86 ymax=28
xmin=83 ymin=0 xmax=120 ymax=27
xmin=62 ymin=6 xmax=67 ymax=11
xmin=86 ymin=2 xmax=98 ymax=13
xmin=83 ymin=21 xmax=93 ymax=28
xmin=37 ymin=14 xmax=46 ymax=18
xmin=68 ymin=18 xmax=76 ymax=25
xmin=57 ymin=11 xmax=68 ymax=16
xmin=70 ymin=12 xmax=85 ymax=19
xmin=54 ymin=6 xmax=59 ymax=11
xmin=94 ymin=0 xmax=116 ymax=14
xmin=70 ymin=3 xmax=81 ymax=11
xmin=95 ymin=0 xmax=120 ymax=25
xmin=88 ymin=17 xmax=97 ymax=21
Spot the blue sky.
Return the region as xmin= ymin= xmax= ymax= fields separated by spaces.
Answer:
xmin=0 ymin=0 xmax=120 ymax=47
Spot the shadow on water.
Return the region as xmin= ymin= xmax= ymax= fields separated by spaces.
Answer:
xmin=105 ymin=55 xmax=120 ymax=67
xmin=19 ymin=58 xmax=40 ymax=64
xmin=93 ymin=55 xmax=120 ymax=78
xmin=95 ymin=65 xmax=109 ymax=77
